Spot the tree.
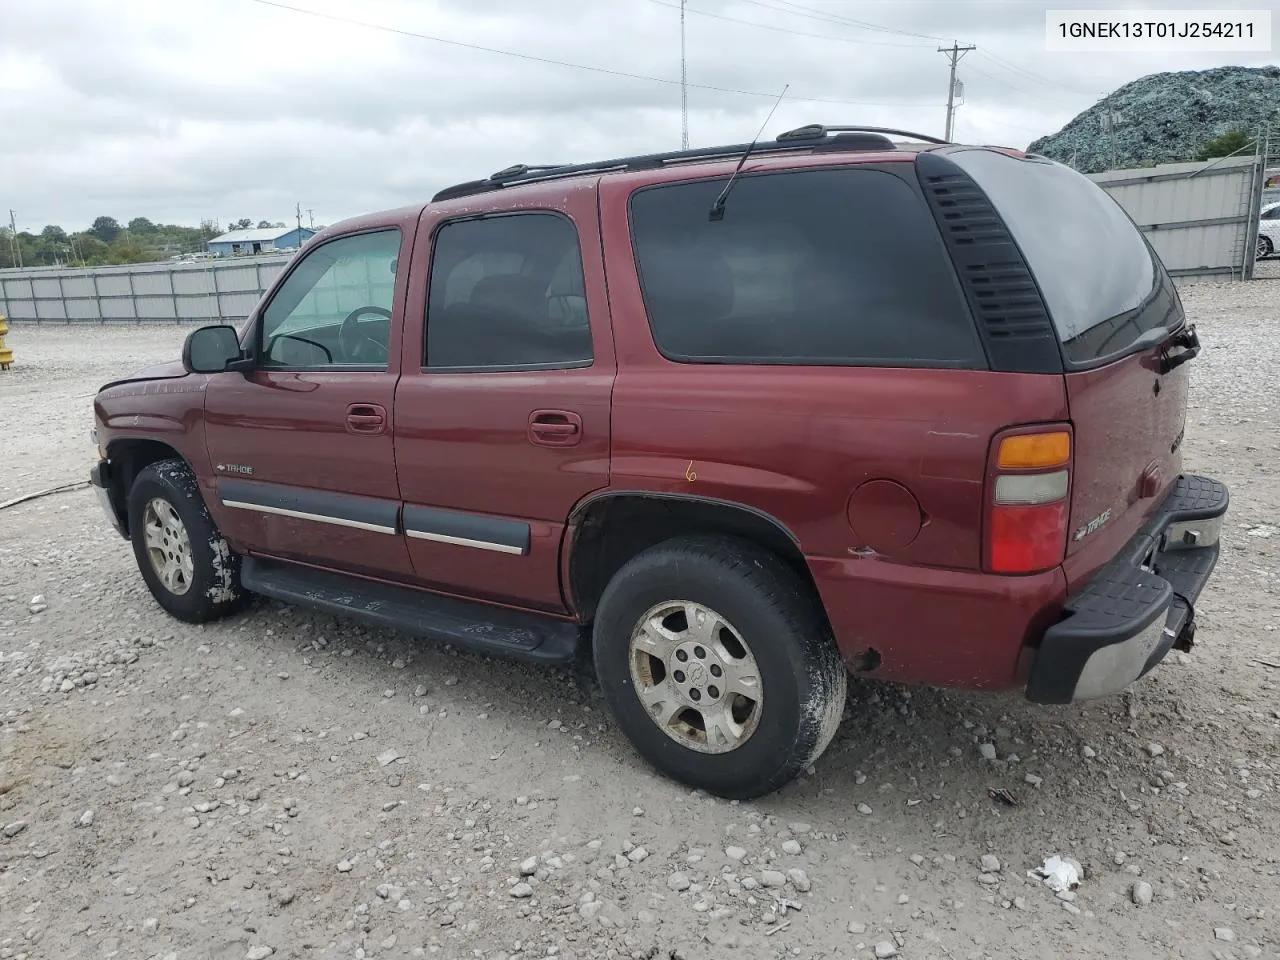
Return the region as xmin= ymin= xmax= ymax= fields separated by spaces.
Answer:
xmin=229 ymin=218 xmax=253 ymax=231
xmin=1195 ymin=129 xmax=1252 ymax=161
xmin=108 ymin=237 xmax=152 ymax=264
xmin=41 ymin=225 xmax=68 ymax=243
xmin=90 ymin=216 xmax=121 ymax=243
xmin=128 ymin=217 xmax=156 ymax=233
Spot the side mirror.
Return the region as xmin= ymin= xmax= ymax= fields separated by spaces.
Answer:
xmin=182 ymin=324 xmax=245 ymax=374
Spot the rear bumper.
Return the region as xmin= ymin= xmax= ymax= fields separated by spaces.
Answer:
xmin=1026 ymin=474 xmax=1228 ymax=703
xmin=89 ymin=459 xmax=128 ymax=538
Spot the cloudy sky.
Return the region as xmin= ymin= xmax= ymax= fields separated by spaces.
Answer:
xmin=1 ymin=0 xmax=1273 ymax=232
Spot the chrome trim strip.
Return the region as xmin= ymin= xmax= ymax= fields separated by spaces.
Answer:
xmin=405 ymin=528 xmax=525 ymax=555
xmin=222 ymin=499 xmax=397 ymax=535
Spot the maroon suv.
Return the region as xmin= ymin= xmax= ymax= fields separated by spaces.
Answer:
xmin=89 ymin=125 xmax=1227 ymax=798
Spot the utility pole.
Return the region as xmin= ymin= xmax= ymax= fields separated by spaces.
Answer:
xmin=295 ymin=202 xmax=303 ymax=239
xmin=679 ymin=0 xmax=689 ymax=150
xmin=8 ymin=209 xmax=22 ymax=269
xmin=938 ymin=42 xmax=976 ymax=142
xmin=306 ymin=208 xmax=315 ymax=229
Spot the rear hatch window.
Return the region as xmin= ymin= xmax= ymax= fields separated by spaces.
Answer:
xmin=947 ymin=149 xmax=1182 ymax=364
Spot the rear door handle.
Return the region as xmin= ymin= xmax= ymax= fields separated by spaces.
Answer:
xmin=346 ymin=403 xmax=387 ymax=435
xmin=528 ymin=410 xmax=582 ymax=446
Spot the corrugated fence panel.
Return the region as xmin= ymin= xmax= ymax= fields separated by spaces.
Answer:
xmin=0 ymin=253 xmax=295 ymax=323
xmin=1090 ymin=156 xmax=1261 ymax=281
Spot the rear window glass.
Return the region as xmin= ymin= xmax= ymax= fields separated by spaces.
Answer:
xmin=628 ymin=168 xmax=981 ymax=367
xmin=948 ymin=149 xmax=1179 ymax=364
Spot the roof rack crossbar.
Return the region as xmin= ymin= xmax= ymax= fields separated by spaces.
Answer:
xmin=776 ymin=124 xmax=949 ymax=145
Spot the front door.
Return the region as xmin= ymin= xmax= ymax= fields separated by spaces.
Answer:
xmin=204 ymin=226 xmax=416 ymax=579
xmin=394 ymin=182 xmax=615 ymax=612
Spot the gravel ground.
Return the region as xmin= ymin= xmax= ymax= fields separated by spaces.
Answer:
xmin=1 ymin=281 xmax=1278 ymax=960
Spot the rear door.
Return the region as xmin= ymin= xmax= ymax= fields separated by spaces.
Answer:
xmin=393 ymin=180 xmax=615 ymax=612
xmin=949 ymin=150 xmax=1191 ymax=579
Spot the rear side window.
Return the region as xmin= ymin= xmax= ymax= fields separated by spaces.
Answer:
xmin=629 ymin=168 xmax=982 ymax=367
xmin=948 ymin=149 xmax=1180 ymax=364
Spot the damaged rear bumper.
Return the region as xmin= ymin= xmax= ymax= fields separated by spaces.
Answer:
xmin=1026 ymin=474 xmax=1229 ymax=704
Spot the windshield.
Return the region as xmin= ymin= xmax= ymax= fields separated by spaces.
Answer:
xmin=948 ymin=148 xmax=1182 ymax=365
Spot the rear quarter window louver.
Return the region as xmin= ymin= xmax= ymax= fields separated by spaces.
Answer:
xmin=916 ymin=152 xmax=1064 ymax=374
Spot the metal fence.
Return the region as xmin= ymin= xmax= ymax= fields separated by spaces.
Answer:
xmin=0 ymin=254 xmax=293 ymax=324
xmin=1088 ymin=155 xmax=1264 ymax=282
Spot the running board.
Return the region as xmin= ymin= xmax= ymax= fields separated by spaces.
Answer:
xmin=241 ymin=557 xmax=582 ymax=665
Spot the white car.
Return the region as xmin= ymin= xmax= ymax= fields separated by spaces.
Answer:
xmin=1258 ymin=201 xmax=1280 ymax=259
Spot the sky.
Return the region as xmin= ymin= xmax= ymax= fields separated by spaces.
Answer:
xmin=1 ymin=0 xmax=1274 ymax=232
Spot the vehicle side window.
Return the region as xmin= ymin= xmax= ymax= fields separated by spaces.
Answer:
xmin=260 ymin=229 xmax=402 ymax=370
xmin=628 ymin=169 xmax=981 ymax=367
xmin=425 ymin=213 xmax=593 ymax=370
xmin=1263 ymin=207 xmax=1280 ymax=220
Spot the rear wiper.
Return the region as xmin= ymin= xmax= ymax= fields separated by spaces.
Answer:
xmin=708 ymin=84 xmax=788 ymax=222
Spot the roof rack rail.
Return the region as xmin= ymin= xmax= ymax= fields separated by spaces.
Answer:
xmin=430 ymin=123 xmax=946 ymax=202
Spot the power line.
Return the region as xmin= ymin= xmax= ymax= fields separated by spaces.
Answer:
xmin=974 ymin=50 xmax=1105 ymax=98
xmin=247 ymin=0 xmax=915 ymax=108
xmin=734 ymin=0 xmax=955 ymax=43
xmin=647 ymin=0 xmax=933 ymax=48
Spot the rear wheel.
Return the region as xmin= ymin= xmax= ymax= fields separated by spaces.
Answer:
xmin=592 ymin=535 xmax=846 ymax=799
xmin=1258 ymin=235 xmax=1274 ymax=259
xmin=128 ymin=459 xmax=246 ymax=623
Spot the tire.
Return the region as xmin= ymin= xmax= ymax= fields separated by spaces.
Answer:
xmin=127 ymin=458 xmax=247 ymax=623
xmin=592 ymin=535 xmax=847 ymax=799
xmin=1258 ymin=235 xmax=1274 ymax=259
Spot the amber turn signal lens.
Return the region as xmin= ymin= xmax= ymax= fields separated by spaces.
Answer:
xmin=997 ymin=431 xmax=1071 ymax=469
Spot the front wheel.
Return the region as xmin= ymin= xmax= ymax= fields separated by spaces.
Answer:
xmin=127 ymin=459 xmax=247 ymax=623
xmin=592 ymin=535 xmax=847 ymax=799
xmin=1258 ymin=235 xmax=1274 ymax=259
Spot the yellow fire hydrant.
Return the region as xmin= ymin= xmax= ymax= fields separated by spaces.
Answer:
xmin=0 ymin=315 xmax=12 ymax=370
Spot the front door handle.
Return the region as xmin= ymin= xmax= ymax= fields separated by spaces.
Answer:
xmin=346 ymin=403 xmax=387 ymax=435
xmin=528 ymin=410 xmax=582 ymax=447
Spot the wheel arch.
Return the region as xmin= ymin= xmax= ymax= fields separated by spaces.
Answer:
xmin=563 ymin=490 xmax=824 ymax=624
xmin=105 ymin=438 xmax=190 ymax=536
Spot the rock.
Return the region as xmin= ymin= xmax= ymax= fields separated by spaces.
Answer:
xmin=1131 ymin=881 xmax=1153 ymax=906
xmin=875 ymin=941 xmax=899 ymax=958
xmin=510 ymin=883 xmax=534 ymax=899
xmin=78 ymin=810 xmax=95 ymax=827
xmin=376 ymin=749 xmax=402 ymax=767
xmin=848 ymin=921 xmax=867 ymax=934
xmin=1024 ymin=774 xmax=1043 ymax=788
xmin=786 ymin=868 xmax=811 ymax=892
xmin=3 ymin=820 xmax=27 ymax=838
xmin=176 ymin=771 xmax=195 ymax=787
xmin=336 ymin=859 xmax=353 ymax=873
xmin=1145 ymin=743 xmax=1165 ymax=757
xmin=579 ymin=899 xmax=603 ymax=920
xmin=627 ymin=846 xmax=649 ymax=863
xmin=978 ymin=743 xmax=997 ymax=761
xmin=632 ymin=807 xmax=645 ymax=817
xmin=29 ymin=595 xmax=47 ymax=614
xmin=788 ymin=822 xmax=812 ymax=834
xmin=246 ymin=948 xmax=274 ymax=960
xmin=520 ymin=856 xmax=538 ymax=876
xmin=1214 ymin=927 xmax=1236 ymax=942
xmin=978 ymin=873 xmax=1000 ymax=886
xmin=857 ymin=803 xmax=873 ymax=816
xmin=725 ymin=845 xmax=747 ymax=861
xmin=1081 ymin=745 xmax=1097 ymax=759
xmin=980 ymin=854 xmax=1001 ymax=873
xmin=760 ymin=870 xmax=787 ymax=888
xmin=667 ymin=872 xmax=691 ymax=892
xmin=909 ymin=854 xmax=925 ymax=866
xmin=273 ymin=886 xmax=295 ymax=907
xmin=1062 ymin=902 xmax=1082 ymax=916
xmin=897 ymin=893 xmax=909 ymax=904
xmin=781 ymin=839 xmax=802 ymax=855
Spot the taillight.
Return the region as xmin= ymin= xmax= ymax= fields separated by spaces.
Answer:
xmin=986 ymin=428 xmax=1072 ymax=574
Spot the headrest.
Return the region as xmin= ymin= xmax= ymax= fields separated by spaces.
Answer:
xmin=469 ymin=274 xmax=548 ymax=315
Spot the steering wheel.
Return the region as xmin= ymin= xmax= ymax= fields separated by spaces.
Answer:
xmin=338 ymin=306 xmax=392 ymax=364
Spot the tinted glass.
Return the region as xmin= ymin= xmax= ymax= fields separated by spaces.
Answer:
xmin=426 ymin=213 xmax=593 ymax=369
xmin=629 ymin=168 xmax=980 ymax=366
xmin=948 ymin=150 xmax=1175 ymax=364
xmin=261 ymin=229 xmax=401 ymax=368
